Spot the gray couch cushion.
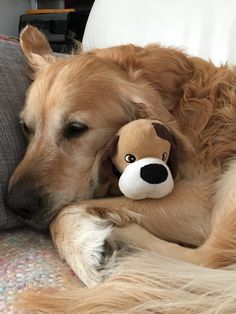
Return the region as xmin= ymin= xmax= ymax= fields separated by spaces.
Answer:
xmin=0 ymin=40 xmax=30 ymax=229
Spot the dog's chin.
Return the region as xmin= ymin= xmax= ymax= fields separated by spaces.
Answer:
xmin=15 ymin=207 xmax=61 ymax=232
xmin=25 ymin=218 xmax=52 ymax=232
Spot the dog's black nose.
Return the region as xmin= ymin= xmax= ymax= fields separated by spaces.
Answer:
xmin=8 ymin=183 xmax=43 ymax=220
xmin=140 ymin=164 xmax=168 ymax=184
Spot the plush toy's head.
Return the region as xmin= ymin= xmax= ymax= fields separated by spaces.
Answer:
xmin=100 ymin=119 xmax=179 ymax=200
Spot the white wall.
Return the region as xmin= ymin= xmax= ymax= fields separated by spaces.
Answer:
xmin=0 ymin=0 xmax=31 ymax=36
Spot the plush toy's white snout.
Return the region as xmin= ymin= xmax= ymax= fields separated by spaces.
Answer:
xmin=118 ymin=157 xmax=174 ymax=200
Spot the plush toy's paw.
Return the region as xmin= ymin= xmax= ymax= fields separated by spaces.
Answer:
xmin=118 ymin=158 xmax=174 ymax=200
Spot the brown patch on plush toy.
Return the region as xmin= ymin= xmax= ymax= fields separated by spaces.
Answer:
xmin=152 ymin=122 xmax=172 ymax=142
xmin=152 ymin=122 xmax=179 ymax=178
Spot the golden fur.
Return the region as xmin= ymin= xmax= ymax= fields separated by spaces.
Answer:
xmin=9 ymin=26 xmax=236 ymax=312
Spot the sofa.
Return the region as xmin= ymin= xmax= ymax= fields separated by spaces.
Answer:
xmin=1 ymin=0 xmax=236 ymax=312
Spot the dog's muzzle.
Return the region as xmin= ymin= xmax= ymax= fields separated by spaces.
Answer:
xmin=7 ymin=179 xmax=53 ymax=230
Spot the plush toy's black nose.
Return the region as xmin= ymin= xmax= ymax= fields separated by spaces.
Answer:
xmin=140 ymin=164 xmax=168 ymax=184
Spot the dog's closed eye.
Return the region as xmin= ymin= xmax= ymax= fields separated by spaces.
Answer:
xmin=64 ymin=122 xmax=89 ymax=139
xmin=20 ymin=120 xmax=34 ymax=138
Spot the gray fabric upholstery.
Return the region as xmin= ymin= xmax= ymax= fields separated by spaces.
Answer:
xmin=0 ymin=40 xmax=30 ymax=229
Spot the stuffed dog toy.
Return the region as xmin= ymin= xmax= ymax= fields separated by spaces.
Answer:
xmin=100 ymin=119 xmax=179 ymax=200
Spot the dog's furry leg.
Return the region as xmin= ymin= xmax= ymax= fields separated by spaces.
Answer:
xmin=83 ymin=176 xmax=212 ymax=247
xmin=50 ymin=205 xmax=135 ymax=287
xmin=52 ymin=206 xmax=195 ymax=286
xmin=189 ymin=159 xmax=236 ymax=267
xmin=51 ymin=176 xmax=213 ymax=287
xmin=71 ymin=163 xmax=236 ymax=269
xmin=113 ymin=224 xmax=192 ymax=258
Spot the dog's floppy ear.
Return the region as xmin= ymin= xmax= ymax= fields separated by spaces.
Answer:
xmin=168 ymin=134 xmax=180 ymax=179
xmin=152 ymin=122 xmax=179 ymax=178
xmin=99 ymin=135 xmax=119 ymax=184
xmin=20 ymin=25 xmax=55 ymax=72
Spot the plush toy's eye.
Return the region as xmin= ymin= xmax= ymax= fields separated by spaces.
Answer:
xmin=125 ymin=154 xmax=136 ymax=163
xmin=162 ymin=152 xmax=168 ymax=161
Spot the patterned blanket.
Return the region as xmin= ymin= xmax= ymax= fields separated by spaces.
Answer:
xmin=0 ymin=228 xmax=76 ymax=313
xmin=0 ymin=35 xmax=19 ymax=43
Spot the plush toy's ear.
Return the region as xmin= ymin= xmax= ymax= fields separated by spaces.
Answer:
xmin=152 ymin=122 xmax=179 ymax=178
xmin=167 ymin=134 xmax=180 ymax=179
xmin=152 ymin=122 xmax=172 ymax=142
xmin=99 ymin=135 xmax=119 ymax=184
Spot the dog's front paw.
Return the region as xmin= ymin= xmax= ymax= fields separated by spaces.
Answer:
xmin=51 ymin=207 xmax=124 ymax=287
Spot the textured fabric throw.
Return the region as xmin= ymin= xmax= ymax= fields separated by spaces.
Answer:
xmin=0 ymin=228 xmax=77 ymax=313
xmin=0 ymin=40 xmax=30 ymax=229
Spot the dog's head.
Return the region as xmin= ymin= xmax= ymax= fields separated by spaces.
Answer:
xmin=8 ymin=26 xmax=193 ymax=230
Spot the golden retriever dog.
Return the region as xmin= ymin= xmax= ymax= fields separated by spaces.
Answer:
xmin=8 ymin=26 xmax=236 ymax=313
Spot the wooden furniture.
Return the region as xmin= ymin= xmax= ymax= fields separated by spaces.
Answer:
xmin=26 ymin=9 xmax=75 ymax=15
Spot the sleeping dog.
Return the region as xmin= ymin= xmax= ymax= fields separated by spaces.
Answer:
xmin=8 ymin=26 xmax=236 ymax=312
